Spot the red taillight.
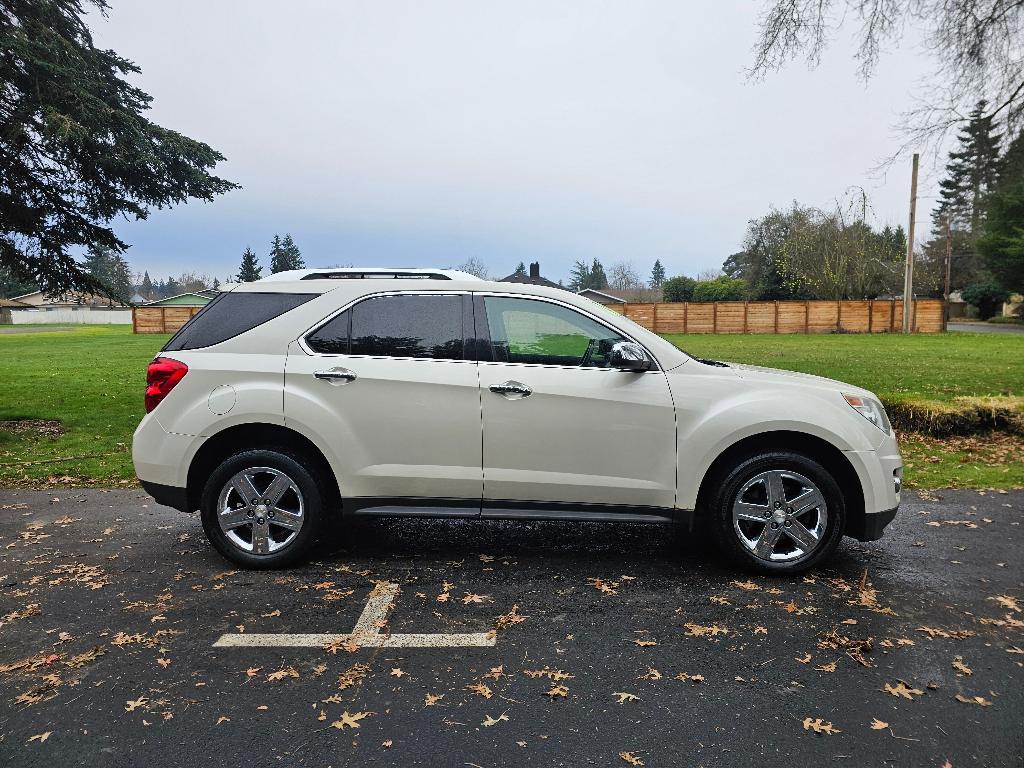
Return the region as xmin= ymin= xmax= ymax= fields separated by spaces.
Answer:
xmin=145 ymin=357 xmax=188 ymax=413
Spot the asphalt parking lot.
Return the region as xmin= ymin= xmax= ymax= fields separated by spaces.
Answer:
xmin=0 ymin=488 xmax=1021 ymax=767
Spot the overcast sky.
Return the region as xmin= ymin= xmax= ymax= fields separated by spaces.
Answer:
xmin=92 ymin=1 xmax=942 ymax=284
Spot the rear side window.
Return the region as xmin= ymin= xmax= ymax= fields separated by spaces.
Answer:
xmin=306 ymin=295 xmax=465 ymax=360
xmin=163 ymin=292 xmax=317 ymax=351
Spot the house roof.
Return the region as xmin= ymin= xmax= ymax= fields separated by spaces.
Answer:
xmin=576 ymin=288 xmax=627 ymax=303
xmin=499 ymin=261 xmax=562 ymax=289
xmin=142 ymin=292 xmax=214 ymax=306
xmin=0 ymin=297 xmax=31 ymax=308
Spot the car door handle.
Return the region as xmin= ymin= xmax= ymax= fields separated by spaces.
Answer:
xmin=489 ymin=381 xmax=531 ymax=398
xmin=314 ymin=367 xmax=357 ymax=383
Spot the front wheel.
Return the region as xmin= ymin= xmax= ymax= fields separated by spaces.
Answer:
xmin=200 ymin=449 xmax=325 ymax=569
xmin=707 ymin=451 xmax=845 ymax=575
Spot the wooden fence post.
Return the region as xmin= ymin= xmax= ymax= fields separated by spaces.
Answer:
xmin=804 ymin=300 xmax=810 ymax=333
xmin=868 ymin=300 xmax=873 ymax=333
xmin=836 ymin=300 xmax=842 ymax=332
xmin=774 ymin=301 xmax=779 ymax=333
xmin=653 ymin=302 xmax=660 ymax=333
xmin=713 ymin=302 xmax=718 ymax=334
xmin=743 ymin=301 xmax=749 ymax=334
xmin=683 ymin=302 xmax=688 ymax=334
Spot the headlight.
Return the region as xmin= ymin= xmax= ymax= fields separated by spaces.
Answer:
xmin=843 ymin=393 xmax=891 ymax=434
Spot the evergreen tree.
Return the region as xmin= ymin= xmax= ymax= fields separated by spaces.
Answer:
xmin=280 ymin=233 xmax=304 ymax=270
xmin=567 ymin=260 xmax=591 ymax=291
xmin=978 ymin=131 xmax=1024 ymax=290
xmin=268 ymin=235 xmax=284 ymax=273
xmin=649 ymin=259 xmax=666 ymax=289
xmin=589 ymin=259 xmax=608 ymax=290
xmin=0 ymin=0 xmax=236 ymax=299
xmin=140 ymin=271 xmax=154 ymax=298
xmin=110 ymin=254 xmax=133 ymax=302
xmin=933 ymin=101 xmax=1003 ymax=238
xmin=512 ymin=262 xmax=527 ymax=278
xmin=237 ymin=247 xmax=262 ymax=282
xmin=83 ymin=247 xmax=114 ymax=289
xmin=165 ymin=276 xmax=180 ymax=296
xmin=212 ymin=277 xmax=221 ymax=290
xmin=0 ymin=265 xmax=37 ymax=298
xmin=155 ymin=279 xmax=166 ymax=298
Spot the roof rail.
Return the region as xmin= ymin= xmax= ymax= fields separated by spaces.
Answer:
xmin=259 ymin=268 xmax=484 ymax=282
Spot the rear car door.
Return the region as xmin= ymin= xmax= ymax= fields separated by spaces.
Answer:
xmin=476 ymin=294 xmax=677 ymax=512
xmin=284 ymin=292 xmax=483 ymax=508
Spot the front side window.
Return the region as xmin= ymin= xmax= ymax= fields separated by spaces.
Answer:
xmin=306 ymin=294 xmax=465 ymax=360
xmin=483 ymin=296 xmax=627 ymax=367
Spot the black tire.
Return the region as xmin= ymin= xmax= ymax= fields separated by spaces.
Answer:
xmin=707 ymin=450 xmax=845 ymax=575
xmin=200 ymin=448 xmax=326 ymax=569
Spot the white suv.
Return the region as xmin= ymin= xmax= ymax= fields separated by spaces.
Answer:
xmin=133 ymin=269 xmax=902 ymax=574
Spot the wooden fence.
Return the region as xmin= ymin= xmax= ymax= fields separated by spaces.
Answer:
xmin=132 ymin=306 xmax=203 ymax=334
xmin=605 ymin=299 xmax=945 ymax=334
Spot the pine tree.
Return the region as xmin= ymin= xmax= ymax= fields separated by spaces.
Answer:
xmin=649 ymin=259 xmax=666 ymax=289
xmin=110 ymin=254 xmax=133 ymax=302
xmin=212 ymin=277 xmax=221 ymax=290
xmin=567 ymin=260 xmax=591 ymax=291
xmin=589 ymin=259 xmax=608 ymax=290
xmin=512 ymin=261 xmax=527 ymax=278
xmin=140 ymin=271 xmax=154 ymax=299
xmin=280 ymin=234 xmax=304 ymax=271
xmin=268 ymin=235 xmax=284 ymax=273
xmin=933 ymin=101 xmax=1003 ymax=238
xmin=237 ymin=247 xmax=262 ymax=282
xmin=165 ymin=276 xmax=180 ymax=296
xmin=978 ymin=131 xmax=1024 ymax=290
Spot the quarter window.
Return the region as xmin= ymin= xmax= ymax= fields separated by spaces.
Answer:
xmin=482 ymin=297 xmax=627 ymax=367
xmin=163 ymin=292 xmax=317 ymax=351
xmin=307 ymin=295 xmax=465 ymax=360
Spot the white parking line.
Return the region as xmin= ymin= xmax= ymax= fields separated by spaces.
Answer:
xmin=212 ymin=581 xmax=497 ymax=649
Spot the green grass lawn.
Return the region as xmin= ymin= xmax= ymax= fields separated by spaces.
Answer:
xmin=663 ymin=332 xmax=1023 ymax=403
xmin=0 ymin=326 xmax=1020 ymax=489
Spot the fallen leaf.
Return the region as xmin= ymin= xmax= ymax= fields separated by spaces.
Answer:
xmin=795 ymin=653 xmax=812 ymax=664
xmin=261 ymin=609 xmax=281 ymax=618
xmin=157 ymin=657 xmax=171 ymax=669
xmin=27 ymin=731 xmax=51 ymax=744
xmin=523 ymin=667 xmax=573 ymax=681
xmin=337 ymin=663 xmax=370 ymax=690
xmin=495 ymin=604 xmax=525 ymax=630
xmin=802 ymin=717 xmax=841 ymax=735
xmin=482 ymin=712 xmax=510 ymax=726
xmin=684 ymin=623 xmax=728 ymax=638
xmin=870 ymin=718 xmax=889 ymax=730
xmin=125 ymin=696 xmax=148 ymax=712
xmin=954 ymin=694 xmax=992 ymax=706
xmin=952 ymin=656 xmax=973 ymax=675
xmin=640 ymin=668 xmax=662 ymax=681
xmin=613 ymin=692 xmax=639 ymax=703
xmin=882 ymin=681 xmax=924 ymax=700
xmin=587 ymin=577 xmax=619 ymax=595
xmin=424 ymin=693 xmax=444 ymax=706
xmin=216 ymin=716 xmax=230 ymax=725
xmin=633 ymin=639 xmax=657 ymax=647
xmin=330 ymin=710 xmax=373 ymax=730
xmin=673 ymin=672 xmax=705 ymax=683
xmin=989 ymin=594 xmax=1020 ymax=612
xmin=390 ymin=667 xmax=406 ymax=678
xmin=619 ymin=752 xmax=644 ymax=766
xmin=916 ymin=626 xmax=975 ymax=640
xmin=462 ymin=592 xmax=493 ymax=605
xmin=465 ymin=682 xmax=493 ymax=699
xmin=266 ymin=666 xmax=299 ymax=682
xmin=545 ymin=683 xmax=569 ymax=698
xmin=815 ymin=661 xmax=838 ymax=673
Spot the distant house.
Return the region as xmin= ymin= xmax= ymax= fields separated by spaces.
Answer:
xmin=576 ymin=288 xmax=627 ymax=305
xmin=10 ymin=289 xmax=127 ymax=309
xmin=142 ymin=292 xmax=213 ymax=307
xmin=500 ymin=262 xmax=563 ymax=290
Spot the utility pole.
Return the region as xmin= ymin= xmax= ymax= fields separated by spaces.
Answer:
xmin=902 ymin=153 xmax=919 ymax=333
xmin=943 ymin=215 xmax=952 ymax=321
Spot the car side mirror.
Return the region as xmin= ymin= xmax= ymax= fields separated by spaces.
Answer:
xmin=609 ymin=341 xmax=652 ymax=372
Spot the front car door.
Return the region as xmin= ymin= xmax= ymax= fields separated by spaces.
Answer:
xmin=284 ymin=292 xmax=483 ymax=510
xmin=475 ymin=294 xmax=677 ymax=513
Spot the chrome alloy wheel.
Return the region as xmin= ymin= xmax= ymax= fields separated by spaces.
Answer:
xmin=731 ymin=469 xmax=828 ymax=563
xmin=216 ymin=466 xmax=305 ymax=555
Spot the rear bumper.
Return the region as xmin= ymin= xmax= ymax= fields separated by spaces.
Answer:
xmin=846 ymin=504 xmax=899 ymax=541
xmin=140 ymin=480 xmax=191 ymax=513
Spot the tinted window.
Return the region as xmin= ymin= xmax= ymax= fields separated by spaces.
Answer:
xmin=163 ymin=292 xmax=317 ymax=351
xmin=309 ymin=295 xmax=465 ymax=360
xmin=483 ymin=297 xmax=625 ymax=367
xmin=305 ymin=310 xmax=350 ymax=354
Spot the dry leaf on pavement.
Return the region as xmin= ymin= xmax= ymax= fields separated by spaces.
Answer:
xmin=882 ymin=681 xmax=924 ymax=699
xmin=330 ymin=710 xmax=373 ymax=730
xmin=619 ymin=752 xmax=644 ymax=766
xmin=482 ymin=712 xmax=509 ymax=726
xmin=802 ymin=717 xmax=841 ymax=735
xmin=613 ymin=692 xmax=639 ymax=703
xmin=954 ymin=694 xmax=992 ymax=706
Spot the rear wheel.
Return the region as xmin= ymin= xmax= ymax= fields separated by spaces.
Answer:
xmin=708 ymin=451 xmax=845 ymax=575
xmin=200 ymin=449 xmax=325 ymax=569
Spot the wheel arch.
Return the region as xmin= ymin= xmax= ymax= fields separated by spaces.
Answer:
xmin=186 ymin=423 xmax=341 ymax=514
xmin=693 ymin=430 xmax=865 ymax=536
